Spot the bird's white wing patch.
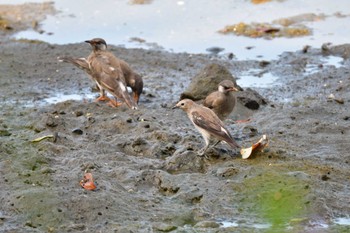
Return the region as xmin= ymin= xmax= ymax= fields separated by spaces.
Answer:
xmin=220 ymin=126 xmax=229 ymax=135
xmin=118 ymin=81 xmax=127 ymax=92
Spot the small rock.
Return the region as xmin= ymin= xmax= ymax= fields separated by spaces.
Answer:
xmin=153 ymin=222 xmax=177 ymax=232
xmin=72 ymin=128 xmax=83 ymax=135
xmin=74 ymin=110 xmax=84 ymax=117
xmin=259 ymin=60 xmax=271 ymax=67
xmin=206 ymin=46 xmax=225 ymax=55
xmin=164 ymin=150 xmax=205 ymax=173
xmin=45 ymin=115 xmax=58 ymax=127
xmin=0 ymin=129 xmax=11 ymax=136
xmin=216 ymin=167 xmax=238 ymax=178
xmin=194 ymin=221 xmax=220 ymax=228
xmin=236 ymin=88 xmax=267 ymax=110
xmin=302 ymin=45 xmax=311 ymax=53
xmin=321 ymin=174 xmax=330 ymax=181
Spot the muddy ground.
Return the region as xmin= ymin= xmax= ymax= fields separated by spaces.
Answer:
xmin=1 ymin=3 xmax=350 ymax=233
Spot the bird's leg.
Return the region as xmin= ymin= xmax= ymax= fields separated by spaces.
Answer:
xmin=95 ymin=87 xmax=110 ymax=102
xmin=133 ymin=93 xmax=140 ymax=104
xmin=106 ymin=98 xmax=123 ymax=108
xmin=211 ymin=140 xmax=221 ymax=149
xmin=198 ymin=144 xmax=210 ymax=157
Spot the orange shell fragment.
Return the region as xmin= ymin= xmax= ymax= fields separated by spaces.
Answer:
xmin=240 ymin=135 xmax=269 ymax=159
xmin=80 ymin=172 xmax=96 ymax=191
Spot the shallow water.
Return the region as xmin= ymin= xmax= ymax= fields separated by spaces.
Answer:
xmin=3 ymin=0 xmax=350 ymax=60
xmin=238 ymin=69 xmax=280 ymax=88
xmin=304 ymin=55 xmax=344 ymax=75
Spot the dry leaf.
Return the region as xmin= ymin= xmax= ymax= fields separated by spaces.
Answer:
xmin=80 ymin=172 xmax=96 ymax=191
xmin=31 ymin=135 xmax=54 ymax=142
xmin=241 ymin=135 xmax=269 ymax=159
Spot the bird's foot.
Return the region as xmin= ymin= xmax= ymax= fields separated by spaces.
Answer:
xmin=197 ymin=147 xmax=209 ymax=158
xmin=234 ymin=118 xmax=251 ymax=124
xmin=95 ymin=95 xmax=110 ymax=102
xmin=106 ymin=99 xmax=123 ymax=108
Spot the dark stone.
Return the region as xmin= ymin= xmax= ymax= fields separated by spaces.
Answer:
xmin=75 ymin=111 xmax=84 ymax=117
xmin=0 ymin=129 xmax=11 ymax=136
xmin=180 ymin=63 xmax=241 ymax=101
xmin=236 ymin=88 xmax=268 ymax=110
xmin=72 ymin=128 xmax=83 ymax=135
xmin=45 ymin=115 xmax=58 ymax=127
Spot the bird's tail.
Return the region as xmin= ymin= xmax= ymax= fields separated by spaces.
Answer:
xmin=227 ymin=139 xmax=241 ymax=149
xmin=57 ymin=56 xmax=91 ymax=75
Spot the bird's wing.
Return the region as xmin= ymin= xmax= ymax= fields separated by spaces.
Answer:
xmin=192 ymin=110 xmax=239 ymax=148
xmin=91 ymin=54 xmax=137 ymax=109
xmin=203 ymin=92 xmax=220 ymax=109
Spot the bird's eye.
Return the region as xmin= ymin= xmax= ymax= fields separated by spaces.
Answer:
xmin=181 ymin=103 xmax=185 ymax=106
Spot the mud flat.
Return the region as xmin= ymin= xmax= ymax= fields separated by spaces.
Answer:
xmin=1 ymin=2 xmax=350 ymax=233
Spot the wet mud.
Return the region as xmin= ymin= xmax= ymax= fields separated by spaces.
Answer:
xmin=0 ymin=3 xmax=350 ymax=233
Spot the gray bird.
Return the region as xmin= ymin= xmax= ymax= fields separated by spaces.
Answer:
xmin=59 ymin=38 xmax=141 ymax=109
xmin=173 ymin=99 xmax=240 ymax=156
xmin=203 ymin=80 xmax=238 ymax=121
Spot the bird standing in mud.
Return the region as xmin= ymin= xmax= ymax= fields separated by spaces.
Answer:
xmin=58 ymin=38 xmax=143 ymax=109
xmin=203 ymin=80 xmax=238 ymax=121
xmin=173 ymin=99 xmax=240 ymax=156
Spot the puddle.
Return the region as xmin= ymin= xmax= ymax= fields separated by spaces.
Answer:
xmin=218 ymin=218 xmax=350 ymax=230
xmin=219 ymin=220 xmax=271 ymax=229
xmin=14 ymin=92 xmax=97 ymax=108
xmin=3 ymin=0 xmax=350 ymax=60
xmin=43 ymin=93 xmax=95 ymax=104
xmin=238 ymin=69 xmax=280 ymax=88
xmin=334 ymin=217 xmax=350 ymax=226
xmin=220 ymin=221 xmax=238 ymax=228
xmin=304 ymin=55 xmax=343 ymax=75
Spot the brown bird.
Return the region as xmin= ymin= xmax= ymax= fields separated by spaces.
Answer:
xmin=57 ymin=56 xmax=111 ymax=101
xmin=173 ymin=99 xmax=240 ymax=156
xmin=203 ymin=80 xmax=238 ymax=121
xmin=118 ymin=59 xmax=143 ymax=104
xmin=58 ymin=38 xmax=143 ymax=108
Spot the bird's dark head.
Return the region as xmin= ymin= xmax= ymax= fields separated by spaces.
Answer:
xmin=85 ymin=38 xmax=107 ymax=51
xmin=218 ymin=80 xmax=238 ymax=93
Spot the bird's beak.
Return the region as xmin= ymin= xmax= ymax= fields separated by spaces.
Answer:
xmin=85 ymin=40 xmax=92 ymax=44
xmin=172 ymin=104 xmax=179 ymax=109
xmin=229 ymin=87 xmax=239 ymax=92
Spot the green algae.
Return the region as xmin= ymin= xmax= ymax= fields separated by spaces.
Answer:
xmin=239 ymin=170 xmax=311 ymax=232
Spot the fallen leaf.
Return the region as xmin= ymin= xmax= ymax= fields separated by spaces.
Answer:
xmin=241 ymin=135 xmax=269 ymax=159
xmin=31 ymin=135 xmax=54 ymax=142
xmin=80 ymin=172 xmax=96 ymax=191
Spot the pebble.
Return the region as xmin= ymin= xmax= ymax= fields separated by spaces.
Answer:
xmin=72 ymin=128 xmax=83 ymax=135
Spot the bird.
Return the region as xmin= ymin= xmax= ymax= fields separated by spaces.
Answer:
xmin=203 ymin=80 xmax=238 ymax=121
xmin=59 ymin=55 xmax=143 ymax=104
xmin=173 ymin=99 xmax=240 ymax=156
xmin=58 ymin=38 xmax=143 ymax=109
xmin=118 ymin=59 xmax=143 ymax=104
xmin=57 ymin=56 xmax=112 ymax=101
